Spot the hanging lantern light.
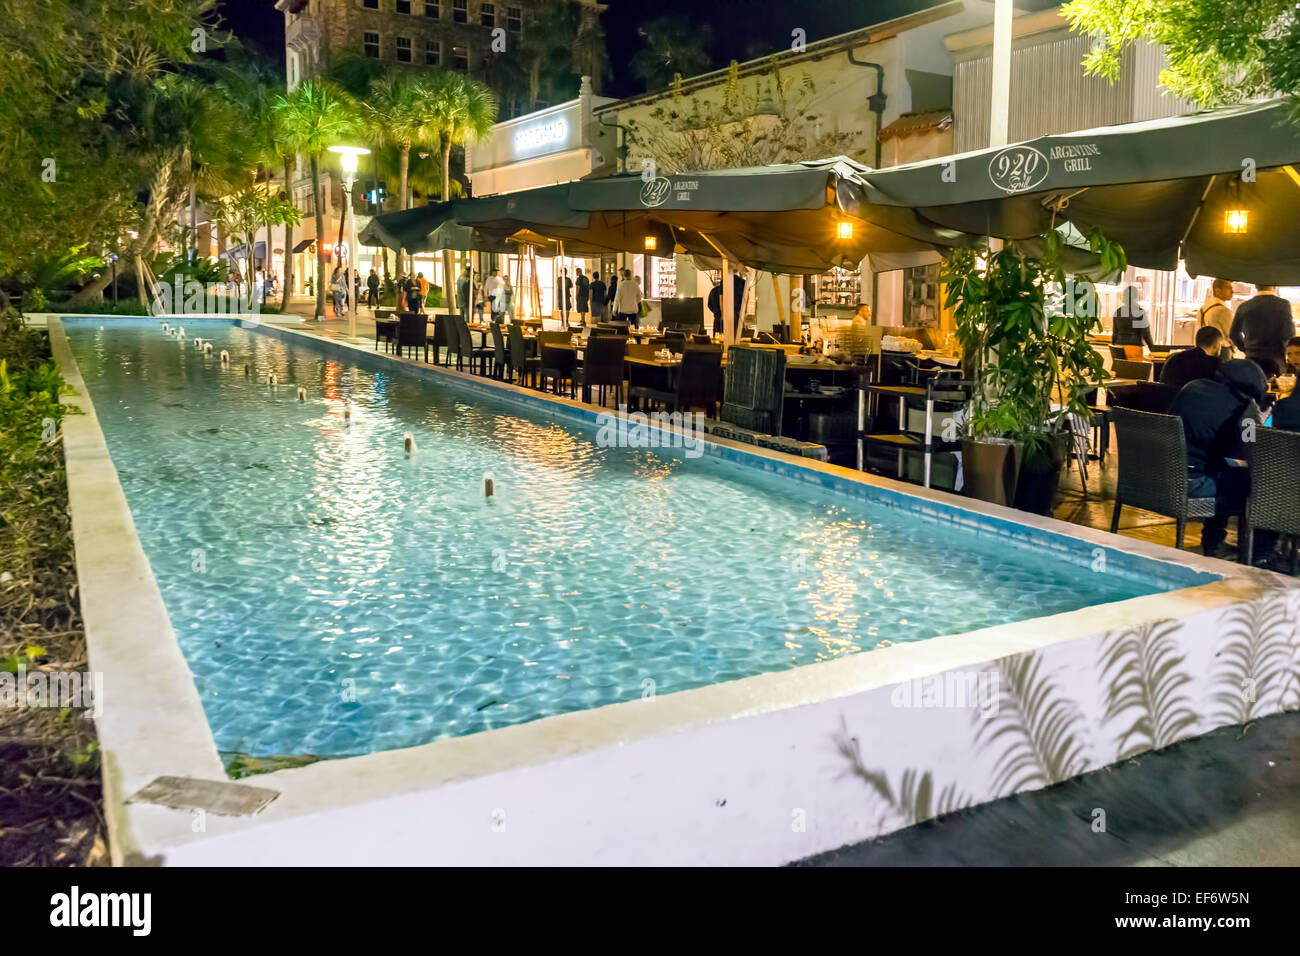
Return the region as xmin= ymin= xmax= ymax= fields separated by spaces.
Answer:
xmin=836 ymin=220 xmax=855 ymax=240
xmin=1224 ymin=208 xmax=1249 ymax=235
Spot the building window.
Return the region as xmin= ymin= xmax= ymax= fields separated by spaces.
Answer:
xmin=425 ymin=40 xmax=440 ymax=64
xmin=453 ymin=0 xmax=467 ymax=24
xmin=363 ymin=0 xmax=378 ymax=8
xmin=506 ymin=5 xmax=521 ymax=31
xmin=396 ymin=36 xmax=411 ymax=62
xmin=396 ymin=0 xmax=410 ymax=13
xmin=363 ymin=32 xmax=380 ymax=57
xmin=424 ymin=0 xmax=439 ymax=18
xmin=452 ymin=44 xmax=468 ymax=70
xmin=480 ymin=2 xmax=495 ymax=28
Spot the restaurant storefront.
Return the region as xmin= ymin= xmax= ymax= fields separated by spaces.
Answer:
xmin=464 ymin=77 xmax=617 ymax=317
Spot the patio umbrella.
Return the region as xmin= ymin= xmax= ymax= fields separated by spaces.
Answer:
xmin=361 ymin=159 xmax=973 ymax=274
xmin=859 ymin=98 xmax=1300 ymax=283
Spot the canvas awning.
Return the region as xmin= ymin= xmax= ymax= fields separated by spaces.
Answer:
xmin=859 ymin=98 xmax=1300 ymax=283
xmin=361 ymin=158 xmax=973 ymax=274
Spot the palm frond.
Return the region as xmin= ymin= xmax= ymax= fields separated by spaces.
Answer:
xmin=834 ymin=718 xmax=972 ymax=829
xmin=974 ymin=651 xmax=1088 ymax=796
xmin=1099 ymin=619 xmax=1198 ymax=759
xmin=1212 ymin=594 xmax=1299 ymax=723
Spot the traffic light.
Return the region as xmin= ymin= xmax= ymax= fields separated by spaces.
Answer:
xmin=362 ymin=180 xmax=387 ymax=208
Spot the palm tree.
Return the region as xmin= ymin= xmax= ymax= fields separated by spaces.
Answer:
xmin=631 ymin=15 xmax=713 ymax=92
xmin=365 ymin=74 xmax=435 ymax=275
xmin=273 ymin=80 xmax=359 ymax=320
xmin=418 ymin=71 xmax=497 ymax=300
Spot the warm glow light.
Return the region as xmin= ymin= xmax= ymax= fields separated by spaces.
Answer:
xmin=328 ymin=144 xmax=371 ymax=174
xmin=1224 ymin=209 xmax=1249 ymax=234
xmin=836 ymin=221 xmax=854 ymax=240
xmin=644 ymin=235 xmax=658 ymax=251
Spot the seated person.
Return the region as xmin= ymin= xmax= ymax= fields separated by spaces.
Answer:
xmin=1169 ymin=359 xmax=1276 ymax=560
xmin=1286 ymin=336 xmax=1300 ymax=375
xmin=1272 ymin=384 xmax=1300 ymax=431
xmin=1159 ymin=326 xmax=1223 ymax=391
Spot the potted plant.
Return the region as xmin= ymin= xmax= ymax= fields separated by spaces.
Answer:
xmin=941 ymin=229 xmax=1125 ymax=511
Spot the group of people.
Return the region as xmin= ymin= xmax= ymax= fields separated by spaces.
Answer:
xmin=1113 ymin=279 xmax=1300 ymax=564
xmin=550 ymin=267 xmax=644 ymax=324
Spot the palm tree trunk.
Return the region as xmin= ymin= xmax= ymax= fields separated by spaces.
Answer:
xmin=311 ymin=153 xmax=326 ymax=321
xmin=441 ymin=136 xmax=454 ymax=313
xmin=188 ymin=183 xmax=197 ymax=263
xmin=281 ymin=158 xmax=294 ymax=313
xmin=400 ymin=144 xmax=411 ymax=275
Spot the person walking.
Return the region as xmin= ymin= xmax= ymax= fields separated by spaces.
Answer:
xmin=473 ymin=277 xmax=487 ymax=321
xmin=589 ymin=271 xmax=607 ymax=323
xmin=502 ymin=273 xmax=514 ymax=321
xmin=456 ymin=267 xmax=470 ymax=317
xmin=607 ymin=271 xmax=618 ymax=320
xmin=612 ymin=267 xmax=641 ymax=324
xmin=1230 ymin=284 xmax=1295 ymax=375
xmin=575 ymin=268 xmax=590 ymax=323
xmin=330 ymin=267 xmax=346 ymax=318
xmin=366 ymin=269 xmax=380 ymax=309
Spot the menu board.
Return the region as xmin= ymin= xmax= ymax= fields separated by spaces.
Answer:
xmin=653 ymin=257 xmax=677 ymax=299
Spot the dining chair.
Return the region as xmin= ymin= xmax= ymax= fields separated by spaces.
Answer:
xmin=1112 ymin=359 xmax=1154 ymax=381
xmin=1242 ymin=427 xmax=1300 ymax=571
xmin=507 ymin=323 xmax=539 ymax=387
xmin=396 ymin=312 xmax=429 ymax=362
xmin=1109 ymin=407 xmax=1244 ymax=554
xmin=578 ymin=335 xmax=627 ymax=406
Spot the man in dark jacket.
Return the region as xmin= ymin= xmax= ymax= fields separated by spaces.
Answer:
xmin=1111 ymin=284 xmax=1154 ymax=350
xmin=588 ymin=272 xmax=607 ymax=321
xmin=1272 ymin=392 xmax=1300 ymax=431
xmin=1230 ymin=285 xmax=1294 ymax=375
xmin=366 ymin=269 xmax=380 ymax=309
xmin=1169 ymin=359 xmax=1274 ymax=559
xmin=1160 ymin=326 xmax=1222 ymax=391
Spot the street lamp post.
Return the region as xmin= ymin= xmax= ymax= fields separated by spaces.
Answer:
xmin=328 ymin=145 xmax=371 ymax=343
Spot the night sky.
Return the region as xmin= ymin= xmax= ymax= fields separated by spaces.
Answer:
xmin=216 ymin=0 xmax=977 ymax=96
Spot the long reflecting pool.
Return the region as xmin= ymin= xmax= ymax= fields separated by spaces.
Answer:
xmin=65 ymin=320 xmax=1192 ymax=758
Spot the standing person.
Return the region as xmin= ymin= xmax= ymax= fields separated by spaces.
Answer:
xmin=707 ymin=278 xmax=724 ymax=335
xmin=1160 ymin=326 xmax=1224 ymax=391
xmin=366 ymin=269 xmax=379 ymax=309
xmin=502 ymin=273 xmax=514 ymax=321
xmin=613 ymin=267 xmax=641 ymax=324
xmin=575 ymin=267 xmax=590 ymax=323
xmin=473 ymin=277 xmax=487 ymax=321
xmin=607 ymin=271 xmax=618 ymax=320
xmin=353 ymin=272 xmax=362 ymax=311
xmin=559 ymin=268 xmax=574 ymax=320
xmin=456 ymin=267 xmax=470 ymax=317
xmin=417 ymin=272 xmax=430 ymax=307
xmin=589 ymin=271 xmax=606 ymax=323
xmin=330 ymin=267 xmax=345 ymax=317
xmin=404 ymin=277 xmax=424 ymax=314
xmin=1230 ymin=284 xmax=1294 ymax=375
xmin=1198 ymin=278 xmax=1235 ymax=343
xmin=1169 ymin=359 xmax=1276 ymax=561
xmin=484 ymin=268 xmax=504 ymax=322
xmin=1111 ymin=284 xmax=1153 ymax=351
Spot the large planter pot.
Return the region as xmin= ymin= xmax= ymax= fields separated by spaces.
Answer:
xmin=962 ymin=437 xmax=1023 ymax=507
xmin=1013 ymin=433 xmax=1069 ymax=516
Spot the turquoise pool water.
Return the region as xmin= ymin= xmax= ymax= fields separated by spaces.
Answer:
xmin=67 ymin=321 xmax=1185 ymax=758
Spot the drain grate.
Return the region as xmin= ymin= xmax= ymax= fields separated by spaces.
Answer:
xmin=128 ymin=775 xmax=280 ymax=817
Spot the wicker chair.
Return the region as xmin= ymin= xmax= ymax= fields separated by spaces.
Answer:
xmin=577 ymin=335 xmax=627 ymax=406
xmin=396 ymin=312 xmax=429 ymax=362
xmin=1242 ymin=427 xmax=1300 ymax=571
xmin=1109 ymin=407 xmax=1244 ymax=553
xmin=507 ymin=323 xmax=538 ymax=387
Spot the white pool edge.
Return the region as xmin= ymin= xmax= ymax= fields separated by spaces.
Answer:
xmin=50 ymin=317 xmax=1300 ymax=866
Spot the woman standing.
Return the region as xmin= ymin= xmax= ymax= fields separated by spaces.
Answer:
xmin=613 ymin=268 xmax=641 ymax=324
xmin=503 ymin=274 xmax=515 ymax=321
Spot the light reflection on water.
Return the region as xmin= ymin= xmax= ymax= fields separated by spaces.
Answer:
xmin=67 ymin=324 xmax=1170 ymax=757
